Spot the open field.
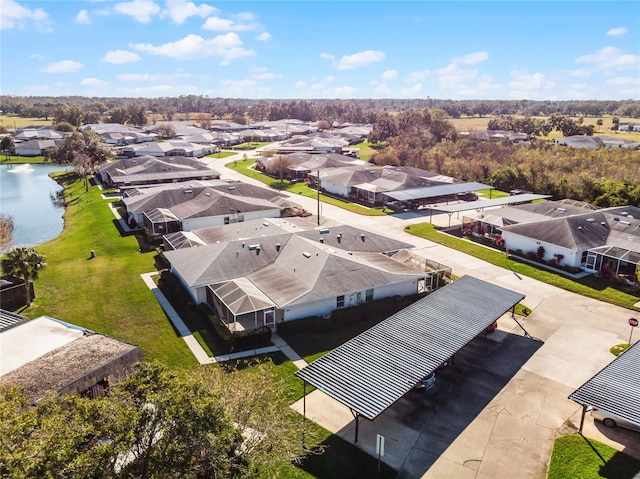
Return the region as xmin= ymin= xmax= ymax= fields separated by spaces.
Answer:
xmin=449 ymin=115 xmax=640 ymax=142
xmin=0 ymin=114 xmax=52 ymax=130
xmin=11 ymin=169 xmax=395 ymax=478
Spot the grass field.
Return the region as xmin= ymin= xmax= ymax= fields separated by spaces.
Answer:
xmin=0 ymin=114 xmax=52 ymax=130
xmin=12 ymin=168 xmax=396 ymax=478
xmin=449 ymin=115 xmax=640 ymax=142
xmin=547 ymin=435 xmax=640 ymax=479
xmin=404 ymin=223 xmax=640 ymax=311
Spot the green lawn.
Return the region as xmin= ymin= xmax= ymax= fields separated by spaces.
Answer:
xmin=22 ymin=172 xmax=197 ymax=368
xmin=1 ymin=155 xmax=48 ymax=164
xmin=547 ymin=435 xmax=640 ymax=479
xmin=14 ymin=168 xmax=395 ymax=478
xmin=405 ymin=223 xmax=640 ymax=310
xmin=225 ymin=159 xmax=386 ymax=216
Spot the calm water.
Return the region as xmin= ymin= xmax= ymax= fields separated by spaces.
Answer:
xmin=0 ymin=164 xmax=70 ymax=249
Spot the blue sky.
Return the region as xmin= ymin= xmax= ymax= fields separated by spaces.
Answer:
xmin=1 ymin=0 xmax=639 ymax=100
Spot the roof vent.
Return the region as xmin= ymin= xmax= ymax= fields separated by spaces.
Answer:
xmin=248 ymin=244 xmax=260 ymax=250
xmin=228 ymin=186 xmax=236 ymax=190
xmin=556 ymin=207 xmax=566 ymax=212
xmin=336 ymin=235 xmax=341 ymax=243
xmin=184 ymin=190 xmax=193 ymax=194
xmin=276 ymin=243 xmax=281 ymax=252
xmin=263 ymin=221 xmax=269 ymax=226
xmin=319 ymin=228 xmax=330 ymax=234
xmin=620 ymin=220 xmax=631 ymax=225
xmin=360 ymin=233 xmax=366 ymax=241
xmin=586 ymin=218 xmax=595 ymax=223
xmin=621 ymin=211 xmax=629 ymax=216
xmin=302 ymin=252 xmax=311 ymax=258
xmin=578 ymin=226 xmax=583 ymax=230
xmin=319 ymin=238 xmax=324 ymax=243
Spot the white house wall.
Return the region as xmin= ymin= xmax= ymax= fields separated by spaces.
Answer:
xmin=501 ymin=231 xmax=581 ymax=267
xmin=281 ymin=278 xmax=419 ymax=322
xmin=320 ymin=182 xmax=350 ymax=198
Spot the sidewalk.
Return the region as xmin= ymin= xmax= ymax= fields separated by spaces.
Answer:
xmin=139 ymin=272 xmax=307 ymax=367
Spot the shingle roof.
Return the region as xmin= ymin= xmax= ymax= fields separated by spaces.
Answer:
xmin=295 ymin=275 xmax=525 ymax=420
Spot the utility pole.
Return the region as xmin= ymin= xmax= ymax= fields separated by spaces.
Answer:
xmin=317 ymin=169 xmax=320 ymax=226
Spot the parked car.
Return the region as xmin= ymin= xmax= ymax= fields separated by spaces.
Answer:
xmin=589 ymin=407 xmax=640 ymax=432
xmin=415 ymin=372 xmax=436 ymax=390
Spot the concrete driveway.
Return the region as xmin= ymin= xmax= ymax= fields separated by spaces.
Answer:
xmin=209 ymin=154 xmax=640 ymax=477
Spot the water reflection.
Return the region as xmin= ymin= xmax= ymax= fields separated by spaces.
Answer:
xmin=0 ymin=164 xmax=70 ymax=249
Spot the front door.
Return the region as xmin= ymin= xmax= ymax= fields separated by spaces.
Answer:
xmin=263 ymin=309 xmax=275 ymax=329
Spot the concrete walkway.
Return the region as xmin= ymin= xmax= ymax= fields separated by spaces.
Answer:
xmin=139 ymin=272 xmax=306 ymax=367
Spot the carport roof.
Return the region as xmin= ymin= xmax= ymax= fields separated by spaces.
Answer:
xmin=569 ymin=339 xmax=640 ymax=427
xmin=383 ymin=182 xmax=492 ymax=202
xmin=432 ymin=194 xmax=551 ymax=213
xmin=295 ymin=275 xmax=525 ymax=420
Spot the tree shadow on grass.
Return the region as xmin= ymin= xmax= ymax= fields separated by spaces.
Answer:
xmin=296 ymin=434 xmax=396 ymax=479
xmin=598 ymin=451 xmax=640 ymax=478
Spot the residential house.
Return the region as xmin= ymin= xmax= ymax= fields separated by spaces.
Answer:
xmin=96 ymin=156 xmax=220 ymax=188
xmin=555 ymin=135 xmax=639 ymax=149
xmin=13 ymin=139 xmax=58 ymax=156
xmin=13 ymin=128 xmax=64 ymax=142
xmin=499 ymin=205 xmax=640 ymax=279
xmin=121 ymin=181 xmax=289 ymax=233
xmin=0 ymin=310 xmax=142 ymax=402
xmin=119 ymin=140 xmax=213 ymax=158
xmin=307 ymin=165 xmax=458 ymax=206
xmin=161 ymin=230 xmax=429 ymax=331
xmin=254 ymin=152 xmax=364 ymax=180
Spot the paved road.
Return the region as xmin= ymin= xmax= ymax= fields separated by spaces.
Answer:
xmin=205 ymin=152 xmax=640 ymax=478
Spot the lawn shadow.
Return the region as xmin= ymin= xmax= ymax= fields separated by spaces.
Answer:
xmin=295 ymin=433 xmax=397 ymax=479
xmin=598 ymin=450 xmax=640 ymax=478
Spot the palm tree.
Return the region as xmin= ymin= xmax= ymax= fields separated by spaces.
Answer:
xmin=2 ymin=246 xmax=46 ymax=306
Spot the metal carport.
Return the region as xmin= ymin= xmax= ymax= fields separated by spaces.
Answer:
xmin=569 ymin=339 xmax=640 ymax=433
xmin=295 ymin=275 xmax=526 ymax=442
xmin=383 ymin=181 xmax=492 ymax=204
xmin=428 ymin=194 xmax=552 ymax=227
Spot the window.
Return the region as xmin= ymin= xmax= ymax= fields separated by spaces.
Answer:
xmin=336 ymin=295 xmax=345 ymax=308
xmin=365 ymin=289 xmax=374 ymax=302
xmin=224 ymin=216 xmax=230 ymax=225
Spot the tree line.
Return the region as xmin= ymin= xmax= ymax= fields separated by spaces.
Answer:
xmin=2 ymin=95 xmax=639 ymax=127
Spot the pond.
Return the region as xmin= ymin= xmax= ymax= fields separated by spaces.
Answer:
xmin=0 ymin=163 xmax=71 ymax=250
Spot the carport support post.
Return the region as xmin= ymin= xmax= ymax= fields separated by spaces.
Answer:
xmin=302 ymin=381 xmax=307 ymax=450
xmin=578 ymin=404 xmax=587 ymax=434
xmin=350 ymin=409 xmax=360 ymax=443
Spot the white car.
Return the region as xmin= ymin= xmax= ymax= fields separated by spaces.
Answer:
xmin=415 ymin=372 xmax=436 ymax=390
xmin=589 ymin=407 xmax=640 ymax=432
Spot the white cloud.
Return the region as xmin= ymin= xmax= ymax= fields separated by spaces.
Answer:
xmin=333 ymin=86 xmax=359 ymax=97
xmin=218 ymin=79 xmax=257 ymax=95
xmin=604 ymin=76 xmax=640 ymax=97
xmin=329 ymin=50 xmax=385 ymax=70
xmin=575 ymin=46 xmax=640 ymax=72
xmin=75 ymin=9 xmax=91 ymax=24
xmin=30 ymin=53 xmax=44 ymax=59
xmin=41 ymin=60 xmax=84 ymax=73
xmin=255 ymin=32 xmax=271 ymax=41
xmin=570 ymin=68 xmax=591 ymax=78
xmin=607 ymin=27 xmax=628 ymax=36
xmin=372 ymin=82 xmax=394 ymax=95
xmin=452 ymin=51 xmax=488 ymax=65
xmin=507 ymin=69 xmax=555 ymax=99
xmin=234 ymin=11 xmax=257 ymax=22
xmin=201 ymin=16 xmax=254 ymax=31
xmin=295 ymin=81 xmax=306 ymax=89
xmin=130 ymin=33 xmax=255 ymax=63
xmin=81 ymin=77 xmax=108 ymax=87
xmin=114 ymin=0 xmax=160 ymax=23
xmin=406 ymin=70 xmax=429 ymax=82
xmin=1 ymin=0 xmax=49 ymax=30
xmin=320 ymin=53 xmax=334 ymax=60
xmin=254 ymin=72 xmax=280 ymax=80
xmin=162 ymin=0 xmax=216 ymax=24
xmin=381 ymin=70 xmax=398 ymax=81
xmin=118 ymin=73 xmax=157 ymax=81
xmin=101 ymin=49 xmax=141 ymax=64
xmin=400 ymin=84 xmax=422 ymax=96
